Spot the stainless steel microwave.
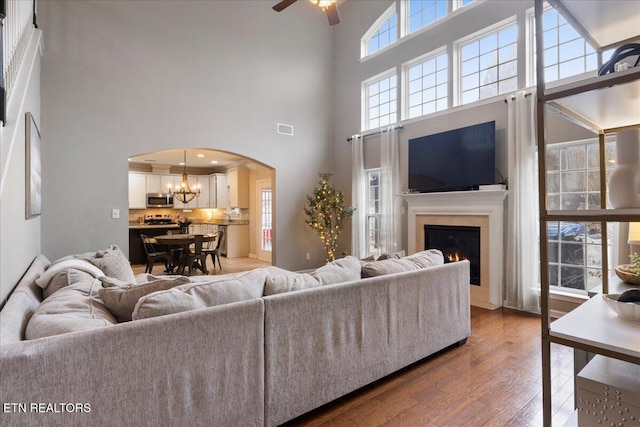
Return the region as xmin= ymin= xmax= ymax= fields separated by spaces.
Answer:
xmin=146 ymin=193 xmax=174 ymax=208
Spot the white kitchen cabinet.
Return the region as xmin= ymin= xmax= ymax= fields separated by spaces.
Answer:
xmin=189 ymin=224 xmax=204 ymax=235
xmin=146 ymin=175 xmax=160 ymax=194
xmin=196 ymin=176 xmax=210 ymax=208
xmin=128 ymin=173 xmax=147 ymax=209
xmin=161 ymin=175 xmax=175 ymax=193
xmin=209 ymin=173 xmax=229 ymax=209
xmin=225 ymin=224 xmax=249 ymax=258
xmin=146 ymin=174 xmax=175 ymax=193
xmin=227 ymin=167 xmax=249 ymax=208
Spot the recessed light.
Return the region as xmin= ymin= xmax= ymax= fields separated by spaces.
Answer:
xmin=211 ymin=160 xmax=218 ymax=164
xmin=179 ymin=162 xmax=185 ymax=166
xmin=197 ymin=154 xmax=205 ymax=158
xmin=128 ymin=158 xmax=131 ymax=162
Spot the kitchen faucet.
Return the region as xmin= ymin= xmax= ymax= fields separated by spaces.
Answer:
xmin=224 ymin=213 xmax=231 ymax=221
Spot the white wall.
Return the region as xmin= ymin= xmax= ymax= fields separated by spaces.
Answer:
xmin=0 ymin=30 xmax=43 ymax=302
xmin=39 ymin=0 xmax=335 ymax=269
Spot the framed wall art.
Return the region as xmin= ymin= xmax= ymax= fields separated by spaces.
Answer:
xmin=25 ymin=112 xmax=41 ymax=219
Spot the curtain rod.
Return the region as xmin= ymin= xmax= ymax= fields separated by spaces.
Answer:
xmin=504 ymin=92 xmax=533 ymax=103
xmin=347 ymin=124 xmax=404 ymax=142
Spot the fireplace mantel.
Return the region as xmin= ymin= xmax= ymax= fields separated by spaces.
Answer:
xmin=403 ymin=190 xmax=508 ymax=309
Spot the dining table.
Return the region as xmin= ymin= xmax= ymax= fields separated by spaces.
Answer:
xmin=154 ymin=233 xmax=218 ymax=275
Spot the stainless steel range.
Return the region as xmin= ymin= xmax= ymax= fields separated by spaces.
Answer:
xmin=144 ymin=214 xmax=176 ymax=225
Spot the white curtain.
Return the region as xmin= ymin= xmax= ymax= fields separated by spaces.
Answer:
xmin=505 ymin=91 xmax=540 ymax=313
xmin=351 ymin=135 xmax=367 ymax=258
xmin=379 ymin=126 xmax=401 ymax=254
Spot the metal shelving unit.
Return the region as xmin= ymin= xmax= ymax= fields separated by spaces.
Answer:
xmin=535 ymin=1 xmax=640 ymax=426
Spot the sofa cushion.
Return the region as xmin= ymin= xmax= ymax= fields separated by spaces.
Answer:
xmin=98 ymin=276 xmax=190 ymax=322
xmin=43 ymin=268 xmax=96 ymax=300
xmin=264 ymin=267 xmax=321 ymax=296
xmin=310 ymin=256 xmax=362 ymax=285
xmin=79 ymin=245 xmax=135 ymax=284
xmin=132 ymin=268 xmax=268 ymax=320
xmin=361 ymin=249 xmax=444 ymax=277
xmin=25 ymin=278 xmax=117 ymax=340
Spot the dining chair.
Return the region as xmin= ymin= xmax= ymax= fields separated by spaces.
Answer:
xmin=141 ymin=234 xmax=173 ymax=274
xmin=203 ymin=230 xmax=225 ymax=272
xmin=179 ymin=234 xmax=208 ymax=276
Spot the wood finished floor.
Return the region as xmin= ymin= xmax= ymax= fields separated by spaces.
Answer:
xmin=132 ymin=259 xmax=574 ymax=426
xmin=131 ymin=256 xmax=271 ymax=276
xmin=283 ymin=307 xmax=573 ymax=427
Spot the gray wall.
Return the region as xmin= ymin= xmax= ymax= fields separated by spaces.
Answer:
xmin=330 ymin=0 xmax=536 ymax=252
xmin=39 ymin=0 xmax=335 ymax=270
xmin=0 ymin=31 xmax=42 ymax=302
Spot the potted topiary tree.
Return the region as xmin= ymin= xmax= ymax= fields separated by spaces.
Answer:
xmin=304 ymin=173 xmax=355 ymax=263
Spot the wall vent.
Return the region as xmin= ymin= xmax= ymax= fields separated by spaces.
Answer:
xmin=277 ymin=123 xmax=294 ymax=136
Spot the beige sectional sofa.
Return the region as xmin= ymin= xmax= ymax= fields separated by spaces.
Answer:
xmin=0 ymin=248 xmax=470 ymax=427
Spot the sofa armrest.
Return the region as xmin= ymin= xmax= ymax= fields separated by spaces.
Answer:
xmin=0 ymin=299 xmax=265 ymax=427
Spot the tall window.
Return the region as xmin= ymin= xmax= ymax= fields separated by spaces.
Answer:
xmin=260 ymin=188 xmax=272 ymax=252
xmin=530 ymin=6 xmax=597 ymax=84
xmin=405 ymin=50 xmax=448 ymax=119
xmin=363 ymin=5 xmax=397 ymax=57
xmin=546 ymin=138 xmax=616 ymax=292
xmin=363 ymin=71 xmax=397 ymax=130
xmin=366 ymin=170 xmax=381 ymax=256
xmin=407 ymin=0 xmax=448 ymax=34
xmin=459 ymin=22 xmax=518 ymax=104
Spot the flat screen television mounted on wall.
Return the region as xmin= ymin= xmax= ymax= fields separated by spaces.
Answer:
xmin=408 ymin=121 xmax=496 ymax=193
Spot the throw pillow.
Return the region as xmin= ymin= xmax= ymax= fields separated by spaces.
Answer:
xmin=377 ymin=250 xmax=406 ymax=260
xmin=98 ymin=276 xmax=191 ymax=322
xmin=81 ymin=245 xmax=136 ymax=284
xmin=25 ymin=278 xmax=117 ymax=340
xmin=310 ymin=256 xmax=362 ymax=285
xmin=404 ymin=249 xmax=444 ymax=268
xmin=43 ymin=268 xmax=95 ymax=300
xmin=264 ymin=266 xmax=321 ymax=296
xmin=35 ymin=258 xmax=104 ymax=296
xmin=132 ymin=268 xmax=268 ymax=321
xmin=361 ymin=249 xmax=444 ymax=278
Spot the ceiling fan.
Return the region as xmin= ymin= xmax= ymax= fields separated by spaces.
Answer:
xmin=273 ymin=0 xmax=340 ymax=25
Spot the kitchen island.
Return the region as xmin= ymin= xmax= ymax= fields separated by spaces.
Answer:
xmin=129 ymin=224 xmax=181 ymax=265
xmin=189 ymin=220 xmax=249 ymax=258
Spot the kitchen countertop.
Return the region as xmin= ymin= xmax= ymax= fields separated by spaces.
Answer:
xmin=129 ymin=220 xmax=249 ymax=229
xmin=129 ymin=224 xmax=181 ymax=230
xmin=193 ymin=220 xmax=249 ymax=226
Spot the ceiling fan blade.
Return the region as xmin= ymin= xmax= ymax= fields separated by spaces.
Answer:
xmin=273 ymin=0 xmax=297 ymax=12
xmin=326 ymin=3 xmax=340 ymax=25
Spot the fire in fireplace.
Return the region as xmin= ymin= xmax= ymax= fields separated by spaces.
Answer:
xmin=424 ymin=224 xmax=481 ymax=286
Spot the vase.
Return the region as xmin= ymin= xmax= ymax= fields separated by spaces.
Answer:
xmin=608 ymin=129 xmax=640 ymax=208
xmin=181 ymin=226 xmax=190 ymax=234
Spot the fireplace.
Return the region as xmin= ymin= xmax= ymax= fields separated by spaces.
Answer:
xmin=405 ymin=190 xmax=507 ymax=309
xmin=424 ymin=225 xmax=481 ymax=286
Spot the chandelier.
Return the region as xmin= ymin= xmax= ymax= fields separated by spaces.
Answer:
xmin=168 ymin=150 xmax=200 ymax=205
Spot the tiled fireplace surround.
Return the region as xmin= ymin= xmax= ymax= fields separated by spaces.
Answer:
xmin=404 ymin=190 xmax=508 ymax=310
